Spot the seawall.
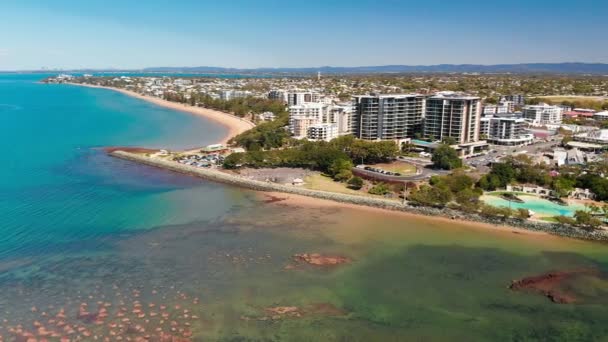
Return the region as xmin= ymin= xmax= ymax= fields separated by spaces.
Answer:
xmin=111 ymin=150 xmax=608 ymax=242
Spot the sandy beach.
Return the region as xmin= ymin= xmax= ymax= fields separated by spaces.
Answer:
xmin=68 ymin=83 xmax=255 ymax=144
xmin=257 ymin=191 xmax=569 ymax=241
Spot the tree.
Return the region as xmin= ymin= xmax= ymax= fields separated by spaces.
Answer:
xmin=574 ymin=210 xmax=603 ymax=231
xmin=454 ymin=188 xmax=482 ymax=212
xmin=552 ymin=176 xmax=576 ymax=198
xmin=516 ymin=208 xmax=530 ymax=220
xmin=408 ymin=184 xmax=452 ymax=207
xmin=368 ymin=183 xmax=391 ymax=196
xmin=431 ymin=144 xmax=462 ymax=170
xmin=334 ymin=169 xmax=353 ymax=182
xmin=347 ymin=176 xmax=364 ymax=190
xmin=480 ymin=204 xmax=513 ymax=220
xmin=555 ymin=215 xmax=576 ymax=226
xmin=222 ymin=153 xmax=244 ymax=169
xmin=441 ymin=136 xmax=457 ymax=145
xmin=328 ymin=158 xmax=353 ymax=181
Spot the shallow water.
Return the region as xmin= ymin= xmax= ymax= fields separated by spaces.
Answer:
xmin=1 ymin=75 xmax=608 ymax=341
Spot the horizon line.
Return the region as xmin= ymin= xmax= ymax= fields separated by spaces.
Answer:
xmin=2 ymin=61 xmax=608 ymax=73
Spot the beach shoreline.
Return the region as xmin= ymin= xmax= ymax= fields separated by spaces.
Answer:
xmin=110 ymin=150 xmax=608 ymax=242
xmin=67 ymin=83 xmax=255 ymax=145
xmin=257 ymin=191 xmax=558 ymax=240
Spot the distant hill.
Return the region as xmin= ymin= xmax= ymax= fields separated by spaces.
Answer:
xmin=141 ymin=63 xmax=608 ymax=75
xmin=6 ymin=63 xmax=608 ymax=75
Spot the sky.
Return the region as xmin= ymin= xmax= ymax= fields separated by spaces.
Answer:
xmin=1 ymin=0 xmax=607 ymax=70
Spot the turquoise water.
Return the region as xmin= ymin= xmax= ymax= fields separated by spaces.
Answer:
xmin=483 ymin=195 xmax=587 ymax=217
xmin=0 ymin=74 xmax=236 ymax=259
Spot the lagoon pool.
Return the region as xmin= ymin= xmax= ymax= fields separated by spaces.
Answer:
xmin=482 ymin=194 xmax=587 ymax=217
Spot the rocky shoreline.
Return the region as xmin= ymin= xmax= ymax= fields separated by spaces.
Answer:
xmin=110 ymin=150 xmax=608 ymax=242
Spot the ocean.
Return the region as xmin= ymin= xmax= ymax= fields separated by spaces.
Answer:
xmin=0 ymin=74 xmax=607 ymax=341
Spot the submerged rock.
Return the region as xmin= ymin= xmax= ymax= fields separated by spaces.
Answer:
xmin=509 ymin=269 xmax=600 ymax=304
xmin=293 ymin=253 xmax=351 ymax=267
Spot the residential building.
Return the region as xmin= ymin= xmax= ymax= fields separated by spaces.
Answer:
xmin=258 ymin=111 xmax=276 ymax=122
xmin=522 ymin=103 xmax=563 ymax=125
xmin=220 ymin=90 xmax=251 ymax=101
xmin=289 ymin=103 xmax=331 ymax=139
xmin=564 ymin=108 xmax=595 ymax=119
xmin=593 ymin=111 xmax=608 ymax=121
xmin=287 ymin=91 xmax=321 ymax=106
xmin=423 ymin=92 xmax=481 ymax=144
xmin=483 ymin=101 xmax=514 ymax=115
xmin=352 ymin=94 xmax=425 ymax=140
xmin=268 ymin=90 xmax=288 ymax=103
xmin=574 ymin=129 xmax=608 ymax=145
xmin=307 ymin=123 xmax=339 ymax=142
xmin=501 ymin=94 xmax=525 ymax=106
xmin=330 ymin=103 xmax=354 ymax=136
xmin=480 ymin=113 xmax=534 ymax=146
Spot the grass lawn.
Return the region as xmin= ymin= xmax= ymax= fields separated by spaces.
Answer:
xmin=304 ymin=173 xmax=395 ymax=200
xmin=539 ymin=216 xmax=559 ymax=223
xmin=373 ymin=162 xmax=417 ymax=175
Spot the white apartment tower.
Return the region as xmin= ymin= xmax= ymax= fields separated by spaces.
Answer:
xmin=288 ymin=103 xmax=331 ymax=139
xmin=423 ymin=92 xmax=482 ymax=144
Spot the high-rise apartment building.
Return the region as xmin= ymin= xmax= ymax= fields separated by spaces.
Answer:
xmin=423 ymin=92 xmax=482 ymax=144
xmin=352 ymin=94 xmax=425 ymax=140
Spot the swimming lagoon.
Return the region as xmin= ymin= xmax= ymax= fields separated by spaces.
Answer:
xmin=482 ymin=194 xmax=587 ymax=217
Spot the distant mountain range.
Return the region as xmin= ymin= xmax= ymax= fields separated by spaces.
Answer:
xmin=6 ymin=63 xmax=608 ymax=75
xmin=139 ymin=63 xmax=608 ymax=75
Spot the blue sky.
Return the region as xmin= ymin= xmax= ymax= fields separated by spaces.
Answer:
xmin=1 ymin=0 xmax=607 ymax=70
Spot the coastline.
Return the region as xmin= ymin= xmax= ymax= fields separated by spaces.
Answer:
xmin=67 ymin=83 xmax=255 ymax=145
xmin=61 ymin=82 xmax=607 ymax=243
xmin=109 ymin=150 xmax=608 ymax=242
xmin=258 ymin=191 xmax=556 ymax=240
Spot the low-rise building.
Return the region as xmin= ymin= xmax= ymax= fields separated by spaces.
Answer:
xmin=593 ymin=111 xmax=608 ymax=121
xmin=523 ymin=103 xmax=563 ymax=125
xmin=574 ymin=129 xmax=608 ymax=145
xmin=553 ymin=148 xmax=586 ymax=166
xmin=307 ymin=123 xmax=339 ymax=142
xmin=506 ymin=184 xmax=555 ymax=197
xmin=480 ymin=113 xmax=534 ymax=146
xmin=220 ymin=90 xmax=251 ymax=101
xmin=258 ymin=111 xmax=276 ymax=121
